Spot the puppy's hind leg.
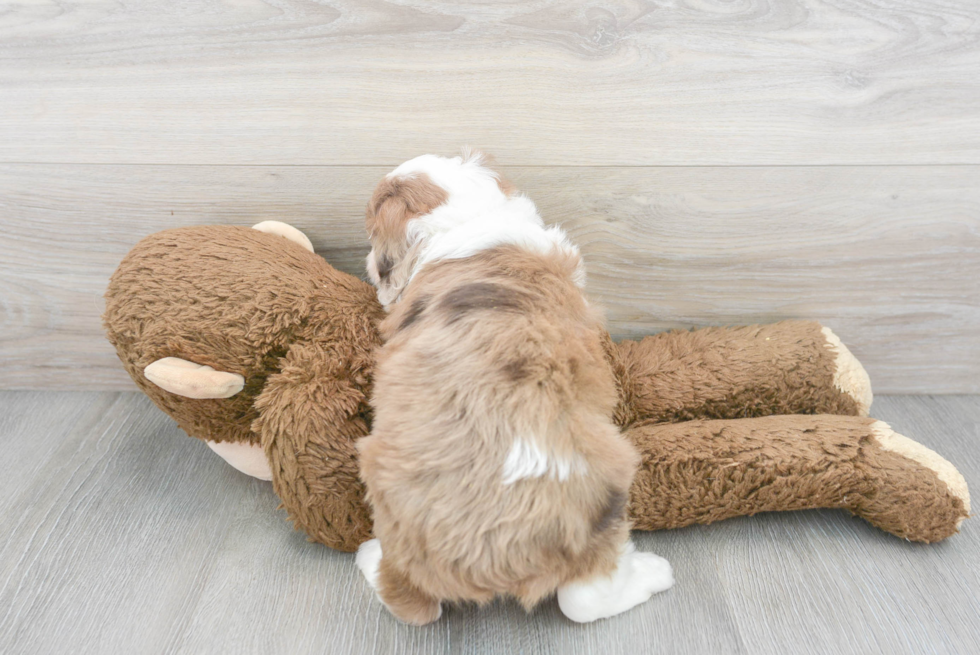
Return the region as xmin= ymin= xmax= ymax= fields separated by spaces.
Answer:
xmin=357 ymin=539 xmax=443 ymax=626
xmin=557 ymin=540 xmax=673 ymax=623
xmin=377 ymin=559 xmax=443 ymax=626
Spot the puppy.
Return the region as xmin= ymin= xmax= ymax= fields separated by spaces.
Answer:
xmin=356 ymin=152 xmax=673 ymax=624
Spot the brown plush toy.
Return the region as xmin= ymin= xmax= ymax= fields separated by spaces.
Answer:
xmin=103 ymin=222 xmax=970 ymax=552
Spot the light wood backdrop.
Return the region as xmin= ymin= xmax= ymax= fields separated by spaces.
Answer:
xmin=1 ymin=0 xmax=978 ymax=392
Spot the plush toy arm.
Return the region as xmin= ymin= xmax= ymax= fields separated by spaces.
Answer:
xmin=624 ymin=414 xmax=969 ymax=543
xmin=609 ymin=321 xmax=872 ymax=428
xmin=252 ymin=342 xmax=375 ymax=552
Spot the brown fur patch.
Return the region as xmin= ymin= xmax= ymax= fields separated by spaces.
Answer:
xmin=365 ymin=172 xmax=448 ymax=241
xmin=365 ymin=172 xmax=449 ymax=306
xmin=594 ymin=488 xmax=628 ymax=533
xmin=438 ymin=282 xmax=532 ymax=323
xmin=398 ymin=295 xmax=431 ymax=332
xmin=502 ymin=357 xmax=530 ymax=381
xmin=376 ymin=254 xmax=395 ymax=281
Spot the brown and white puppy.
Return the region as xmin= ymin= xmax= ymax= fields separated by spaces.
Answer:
xmin=356 ymin=152 xmax=673 ymax=625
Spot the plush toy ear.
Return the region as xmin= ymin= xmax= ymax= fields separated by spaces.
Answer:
xmin=143 ymin=357 xmax=245 ymax=399
xmin=251 ymin=220 xmax=315 ymax=253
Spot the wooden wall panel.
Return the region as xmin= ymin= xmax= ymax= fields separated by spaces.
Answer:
xmin=0 ymin=1 xmax=978 ymax=166
xmin=2 ymin=164 xmax=977 ymax=392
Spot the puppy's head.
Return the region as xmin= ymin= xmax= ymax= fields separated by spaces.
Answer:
xmin=365 ymin=151 xmax=517 ymax=306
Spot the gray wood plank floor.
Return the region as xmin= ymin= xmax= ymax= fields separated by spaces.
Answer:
xmin=0 ymin=392 xmax=976 ymax=655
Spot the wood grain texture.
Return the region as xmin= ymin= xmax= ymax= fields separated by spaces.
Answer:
xmin=0 ymin=392 xmax=977 ymax=654
xmin=2 ymin=163 xmax=977 ymax=392
xmin=1 ymin=0 xmax=979 ymax=166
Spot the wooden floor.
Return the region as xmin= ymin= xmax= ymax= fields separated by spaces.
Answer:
xmin=0 ymin=391 xmax=976 ymax=655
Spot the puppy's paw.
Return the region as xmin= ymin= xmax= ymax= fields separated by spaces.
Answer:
xmin=631 ymin=552 xmax=674 ymax=596
xmin=356 ymin=538 xmax=383 ymax=590
xmin=394 ymin=598 xmax=443 ymax=627
xmin=558 ymin=543 xmax=674 ymax=623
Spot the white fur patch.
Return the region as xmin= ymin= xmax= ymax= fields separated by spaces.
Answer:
xmin=557 ymin=540 xmax=674 ymax=623
xmin=501 ymin=438 xmax=587 ymax=485
xmin=389 ymin=153 xmax=586 ymax=290
xmin=356 ymin=538 xmax=383 ymax=590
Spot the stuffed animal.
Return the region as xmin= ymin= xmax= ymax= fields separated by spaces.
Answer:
xmin=103 ymin=222 xmax=970 ymax=552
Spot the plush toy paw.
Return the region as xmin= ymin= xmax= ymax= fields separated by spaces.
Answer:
xmin=822 ymin=327 xmax=873 ymax=416
xmin=864 ymin=420 xmax=971 ymax=534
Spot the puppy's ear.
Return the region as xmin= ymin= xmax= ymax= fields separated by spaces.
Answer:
xmin=366 ymin=171 xmax=449 ymax=306
xmin=494 ymin=172 xmax=518 ymax=197
xmin=365 ymin=173 xmax=448 ymax=240
xmin=460 ymin=147 xmax=518 ymax=197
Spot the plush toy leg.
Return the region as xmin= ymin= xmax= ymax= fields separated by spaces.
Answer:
xmin=625 ymin=415 xmax=969 ymax=543
xmin=610 ymin=321 xmax=872 ymax=427
xmin=251 ymin=220 xmax=315 ymax=253
xmin=252 ymin=342 xmax=375 ymax=552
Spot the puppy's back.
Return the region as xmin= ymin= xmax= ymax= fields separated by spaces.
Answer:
xmin=359 ymin=245 xmax=638 ymax=607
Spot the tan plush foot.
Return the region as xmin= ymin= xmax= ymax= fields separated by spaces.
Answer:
xmin=144 ymin=357 xmax=245 ymax=399
xmin=871 ymin=421 xmax=970 ymax=528
xmin=206 ymin=440 xmax=273 ymax=481
xmin=821 ymin=327 xmax=873 ymax=416
xmin=251 ymin=220 xmax=315 ymax=253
